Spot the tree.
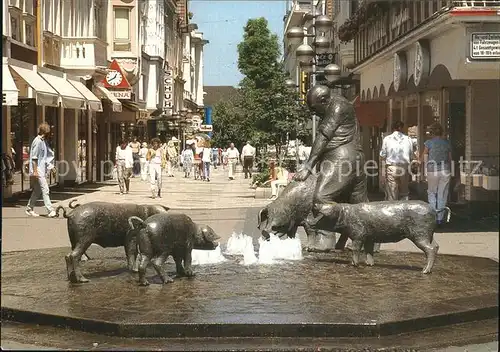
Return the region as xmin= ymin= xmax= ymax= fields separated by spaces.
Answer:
xmin=212 ymin=17 xmax=310 ymax=165
xmin=237 ymin=18 xmax=310 ymax=162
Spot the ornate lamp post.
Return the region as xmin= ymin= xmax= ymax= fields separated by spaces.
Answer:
xmin=285 ymin=4 xmax=341 ymax=142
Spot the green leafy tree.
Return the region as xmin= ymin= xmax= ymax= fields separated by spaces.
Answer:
xmin=212 ymin=17 xmax=310 ymax=165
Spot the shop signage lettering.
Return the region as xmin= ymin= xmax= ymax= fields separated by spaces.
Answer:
xmin=368 ymin=15 xmax=387 ymax=47
xmin=470 ymin=33 xmax=500 ymax=59
xmin=163 ymin=69 xmax=174 ymax=115
xmin=391 ymin=6 xmax=409 ymax=36
xmin=199 ymin=124 xmax=213 ymax=132
xmin=316 ymin=53 xmax=334 ymax=85
xmin=110 ymin=90 xmax=132 ymax=99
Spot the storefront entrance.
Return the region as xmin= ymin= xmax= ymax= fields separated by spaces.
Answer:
xmin=77 ymin=110 xmax=88 ymax=183
xmin=45 ymin=106 xmax=59 ymax=186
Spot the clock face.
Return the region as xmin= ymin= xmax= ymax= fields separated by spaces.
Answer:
xmin=106 ymin=70 xmax=123 ymax=86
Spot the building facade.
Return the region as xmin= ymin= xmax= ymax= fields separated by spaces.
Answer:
xmin=3 ymin=0 xmax=112 ymax=197
xmin=345 ymin=0 xmax=500 ymax=201
xmin=2 ymin=0 xmax=207 ymax=195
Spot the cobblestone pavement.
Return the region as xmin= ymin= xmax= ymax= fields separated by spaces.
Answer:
xmin=2 ymin=165 xmax=499 ymax=261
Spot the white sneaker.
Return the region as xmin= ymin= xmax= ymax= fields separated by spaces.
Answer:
xmin=47 ymin=210 xmax=57 ymax=218
xmin=25 ymin=209 xmax=39 ymax=217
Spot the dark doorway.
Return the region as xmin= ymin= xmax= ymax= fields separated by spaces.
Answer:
xmin=446 ymin=87 xmax=466 ymax=203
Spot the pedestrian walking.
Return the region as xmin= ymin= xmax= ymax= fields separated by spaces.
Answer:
xmin=147 ymin=138 xmax=166 ymax=199
xmin=115 ymin=140 xmax=134 ymax=195
xmin=221 ymin=148 xmax=228 ymax=170
xmin=182 ymin=145 xmax=194 ymax=178
xmin=227 ymin=143 xmax=240 ymax=180
xmin=166 ymin=139 xmax=178 ymax=177
xmin=421 ymin=122 xmax=452 ymax=226
xmin=241 ymin=141 xmax=256 ymax=179
xmin=193 ymin=144 xmax=203 ymax=180
xmin=25 ymin=122 xmax=57 ymax=217
xmin=212 ymin=147 xmax=219 ymax=169
xmin=139 ymin=142 xmax=149 ymax=181
xmin=202 ymin=144 xmax=212 ymax=182
xmin=380 ymin=120 xmax=416 ymax=201
xmin=129 ymin=136 xmax=141 ymax=177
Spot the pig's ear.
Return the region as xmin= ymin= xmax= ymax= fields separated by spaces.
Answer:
xmin=202 ymin=226 xmax=220 ymax=241
xmin=257 ymin=208 xmax=268 ymax=229
xmin=161 ymin=205 xmax=170 ymax=212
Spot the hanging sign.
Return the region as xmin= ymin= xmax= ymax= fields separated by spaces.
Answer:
xmin=163 ymin=68 xmax=174 ymax=115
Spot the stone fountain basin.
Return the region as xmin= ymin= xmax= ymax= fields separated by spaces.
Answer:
xmin=1 ymin=246 xmax=497 ymax=338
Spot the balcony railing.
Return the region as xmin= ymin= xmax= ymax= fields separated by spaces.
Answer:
xmin=451 ymin=1 xmax=500 ymax=6
xmin=351 ymin=0 xmax=500 ymax=66
xmin=60 ymin=38 xmax=108 ymax=71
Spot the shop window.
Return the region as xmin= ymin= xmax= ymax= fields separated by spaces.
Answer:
xmin=114 ymin=7 xmax=131 ymax=52
xmin=391 ymin=97 xmax=404 ymax=122
xmin=24 ymin=0 xmax=34 ymax=14
xmin=10 ymin=99 xmax=36 ymax=194
xmin=421 ymin=91 xmax=442 ymax=144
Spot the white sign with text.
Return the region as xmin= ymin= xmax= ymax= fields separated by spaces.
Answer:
xmin=110 ymin=90 xmax=132 ymax=100
xmin=471 ymin=33 xmax=500 ymax=59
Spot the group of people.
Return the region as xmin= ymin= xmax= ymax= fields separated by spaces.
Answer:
xmin=115 ymin=137 xmax=172 ymax=199
xmin=380 ymin=120 xmax=452 ymax=226
xmin=180 ymin=141 xmax=256 ymax=181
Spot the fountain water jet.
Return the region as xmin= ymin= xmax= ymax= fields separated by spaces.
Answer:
xmin=192 ymin=245 xmax=227 ymax=265
xmin=258 ymin=234 xmax=303 ymax=264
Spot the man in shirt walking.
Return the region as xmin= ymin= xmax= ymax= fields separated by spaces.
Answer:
xmin=241 ymin=141 xmax=256 ymax=179
xmin=129 ymin=136 xmax=141 ymax=177
xmin=25 ymin=122 xmax=57 ymax=217
xmin=227 ymin=142 xmax=240 ymax=180
xmin=380 ymin=120 xmax=415 ymax=201
xmin=115 ymin=140 xmax=134 ymax=195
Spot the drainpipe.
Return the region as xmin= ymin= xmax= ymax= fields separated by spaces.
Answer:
xmin=36 ymin=0 xmax=42 ymax=66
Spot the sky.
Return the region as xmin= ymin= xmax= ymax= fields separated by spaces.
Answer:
xmin=189 ymin=0 xmax=288 ymax=87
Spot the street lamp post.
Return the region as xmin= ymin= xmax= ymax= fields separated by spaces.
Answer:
xmin=286 ymin=5 xmax=341 ymax=143
xmin=285 ymin=78 xmax=301 ymax=168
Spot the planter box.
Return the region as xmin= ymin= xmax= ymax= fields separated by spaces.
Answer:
xmin=482 ymin=176 xmax=499 ymax=191
xmin=472 ymin=174 xmax=483 ymax=187
xmin=255 ymin=187 xmax=272 ymax=199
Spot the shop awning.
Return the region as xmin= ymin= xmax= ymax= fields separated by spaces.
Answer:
xmin=69 ymin=79 xmax=103 ymax=112
xmin=39 ymin=72 xmax=86 ymax=109
xmin=94 ymin=85 xmax=122 ymax=112
xmin=3 ymin=58 xmax=18 ymax=106
xmin=353 ymin=96 xmax=387 ymax=128
xmin=9 ymin=65 xmax=59 ymax=107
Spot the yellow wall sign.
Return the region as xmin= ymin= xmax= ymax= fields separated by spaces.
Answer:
xmin=299 ymin=71 xmax=309 ymax=104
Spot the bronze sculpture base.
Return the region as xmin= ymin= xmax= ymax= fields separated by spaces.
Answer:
xmin=2 ymin=246 xmax=497 ymax=338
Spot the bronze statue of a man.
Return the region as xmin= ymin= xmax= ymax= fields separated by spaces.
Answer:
xmin=294 ymin=85 xmax=369 ymax=249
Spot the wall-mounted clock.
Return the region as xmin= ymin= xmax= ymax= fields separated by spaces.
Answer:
xmin=106 ymin=70 xmax=123 ymax=86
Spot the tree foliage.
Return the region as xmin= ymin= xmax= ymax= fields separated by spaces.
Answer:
xmin=212 ymin=17 xmax=310 ymax=154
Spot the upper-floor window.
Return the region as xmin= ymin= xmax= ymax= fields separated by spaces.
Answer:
xmin=350 ymin=1 xmax=358 ymax=16
xmin=25 ymin=21 xmax=34 ymax=46
xmin=94 ymin=1 xmax=105 ymax=40
xmin=114 ymin=7 xmax=131 ymax=52
xmin=10 ymin=14 xmax=21 ymax=41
